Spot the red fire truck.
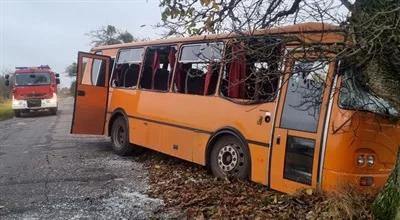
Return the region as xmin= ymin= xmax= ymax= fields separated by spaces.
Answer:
xmin=4 ymin=65 xmax=60 ymax=117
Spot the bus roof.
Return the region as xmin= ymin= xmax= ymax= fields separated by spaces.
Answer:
xmin=92 ymin=22 xmax=344 ymax=51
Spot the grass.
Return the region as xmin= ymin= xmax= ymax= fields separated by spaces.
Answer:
xmin=0 ymin=99 xmax=13 ymax=121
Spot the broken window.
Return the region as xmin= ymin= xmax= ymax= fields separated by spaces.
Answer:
xmin=220 ymin=37 xmax=282 ymax=103
xmin=173 ymin=42 xmax=223 ymax=95
xmin=139 ymin=45 xmax=177 ymax=91
xmin=111 ymin=48 xmax=144 ymax=88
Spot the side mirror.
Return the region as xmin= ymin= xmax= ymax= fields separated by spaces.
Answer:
xmin=55 ymin=73 xmax=60 ymax=78
xmin=5 ymin=74 xmax=9 ymax=80
xmin=5 ymin=80 xmax=9 ymax=86
xmin=56 ymin=78 xmax=60 ymax=84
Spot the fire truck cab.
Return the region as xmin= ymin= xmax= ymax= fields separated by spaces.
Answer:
xmin=5 ymin=65 xmax=60 ymax=117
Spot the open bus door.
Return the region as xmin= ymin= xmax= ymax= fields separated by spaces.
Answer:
xmin=71 ymin=52 xmax=111 ymax=135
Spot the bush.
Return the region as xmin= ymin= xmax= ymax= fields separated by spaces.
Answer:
xmin=0 ymin=75 xmax=11 ymax=100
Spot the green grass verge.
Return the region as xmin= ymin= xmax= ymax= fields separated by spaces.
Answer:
xmin=0 ymin=100 xmax=13 ymax=121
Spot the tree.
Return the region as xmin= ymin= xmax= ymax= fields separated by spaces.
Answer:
xmin=70 ymin=80 xmax=76 ymax=96
xmin=373 ymin=148 xmax=400 ymax=220
xmin=118 ymin=31 xmax=135 ymax=43
xmin=87 ymin=25 xmax=138 ymax=47
xmin=345 ymin=0 xmax=400 ymax=112
xmin=65 ymin=62 xmax=77 ymax=77
xmin=0 ymin=69 xmax=12 ymax=100
xmin=159 ymin=0 xmax=400 ymax=218
xmin=158 ymin=0 xmax=399 ymax=110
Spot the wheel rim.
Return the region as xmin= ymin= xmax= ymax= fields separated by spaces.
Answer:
xmin=113 ymin=124 xmax=126 ymax=148
xmin=217 ymin=143 xmax=244 ymax=173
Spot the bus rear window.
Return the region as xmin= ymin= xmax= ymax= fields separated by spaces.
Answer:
xmin=15 ymin=73 xmax=51 ymax=86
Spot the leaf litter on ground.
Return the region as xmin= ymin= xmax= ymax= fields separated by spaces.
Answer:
xmin=136 ymin=150 xmax=374 ymax=219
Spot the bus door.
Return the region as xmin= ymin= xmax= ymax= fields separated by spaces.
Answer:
xmin=71 ymin=52 xmax=111 ymax=135
xmin=270 ymin=58 xmax=334 ymax=193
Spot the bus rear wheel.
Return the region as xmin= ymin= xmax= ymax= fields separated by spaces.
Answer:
xmin=111 ymin=117 xmax=134 ymax=156
xmin=210 ymin=135 xmax=250 ymax=180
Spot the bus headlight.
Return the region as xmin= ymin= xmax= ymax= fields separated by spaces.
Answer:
xmin=367 ymin=155 xmax=375 ymax=167
xmin=356 ymin=155 xmax=365 ymax=167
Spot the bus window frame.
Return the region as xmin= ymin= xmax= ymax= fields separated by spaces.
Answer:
xmin=217 ymin=38 xmax=284 ymax=105
xmin=278 ymin=58 xmax=330 ymax=134
xmin=80 ymin=57 xmax=107 ymax=88
xmin=137 ymin=44 xmax=178 ymax=93
xmin=109 ymin=47 xmax=145 ymax=90
xmin=171 ymin=41 xmax=226 ymax=97
xmin=276 ymin=50 xmax=336 ymax=134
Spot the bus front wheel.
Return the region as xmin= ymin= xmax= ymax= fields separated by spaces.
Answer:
xmin=110 ymin=117 xmax=134 ymax=156
xmin=210 ymin=135 xmax=250 ymax=180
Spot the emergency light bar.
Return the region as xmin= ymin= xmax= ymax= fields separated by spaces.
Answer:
xmin=15 ymin=65 xmax=50 ymax=70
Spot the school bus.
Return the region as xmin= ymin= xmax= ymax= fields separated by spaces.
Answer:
xmin=71 ymin=22 xmax=399 ymax=194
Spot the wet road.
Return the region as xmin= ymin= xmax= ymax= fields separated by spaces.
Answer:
xmin=0 ymin=97 xmax=163 ymax=219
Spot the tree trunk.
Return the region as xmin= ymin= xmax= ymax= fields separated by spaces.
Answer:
xmin=372 ymin=148 xmax=400 ymax=220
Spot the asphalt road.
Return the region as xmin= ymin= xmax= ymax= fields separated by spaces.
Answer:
xmin=0 ymin=97 xmax=164 ymax=219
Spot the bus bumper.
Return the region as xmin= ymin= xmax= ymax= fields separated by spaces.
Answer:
xmin=322 ymin=169 xmax=390 ymax=192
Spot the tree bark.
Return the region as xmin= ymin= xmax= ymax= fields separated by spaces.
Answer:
xmin=372 ymin=148 xmax=400 ymax=220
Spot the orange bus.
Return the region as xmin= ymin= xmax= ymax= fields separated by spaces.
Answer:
xmin=71 ymin=22 xmax=399 ymax=194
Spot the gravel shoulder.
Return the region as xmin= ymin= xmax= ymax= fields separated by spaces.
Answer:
xmin=0 ymin=97 xmax=164 ymax=219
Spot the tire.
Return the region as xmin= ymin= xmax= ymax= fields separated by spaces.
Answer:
xmin=50 ymin=108 xmax=57 ymax=115
xmin=14 ymin=110 xmax=21 ymax=117
xmin=210 ymin=135 xmax=250 ymax=180
xmin=110 ymin=117 xmax=134 ymax=156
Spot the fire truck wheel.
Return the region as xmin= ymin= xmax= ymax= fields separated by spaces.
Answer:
xmin=50 ymin=108 xmax=57 ymax=115
xmin=111 ymin=117 xmax=134 ymax=156
xmin=210 ymin=135 xmax=250 ymax=180
xmin=14 ymin=110 xmax=21 ymax=117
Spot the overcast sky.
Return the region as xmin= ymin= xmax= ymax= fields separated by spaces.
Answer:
xmin=0 ymin=0 xmax=162 ymax=86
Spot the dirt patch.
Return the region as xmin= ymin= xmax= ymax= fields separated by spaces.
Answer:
xmin=142 ymin=150 xmax=374 ymax=219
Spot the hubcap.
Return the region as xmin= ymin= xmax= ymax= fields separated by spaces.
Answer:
xmin=217 ymin=144 xmax=239 ymax=172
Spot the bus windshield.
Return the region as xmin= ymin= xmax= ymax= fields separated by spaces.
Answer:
xmin=15 ymin=73 xmax=51 ymax=86
xmin=339 ymin=70 xmax=398 ymax=117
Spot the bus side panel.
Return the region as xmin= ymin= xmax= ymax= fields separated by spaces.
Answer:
xmin=129 ymin=118 xmax=156 ymax=147
xmin=106 ymin=88 xmax=141 ymax=142
xmin=134 ymin=91 xmax=275 ymax=186
xmin=191 ymin=133 xmax=211 ymax=165
xmin=249 ymin=143 xmax=269 ymax=185
xmin=160 ymin=125 xmax=191 ymax=159
xmin=135 ymin=92 xmax=275 ymax=149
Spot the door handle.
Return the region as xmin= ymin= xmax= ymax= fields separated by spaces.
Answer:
xmin=276 ymin=136 xmax=281 ymax=145
xmin=77 ymin=90 xmax=85 ymax=96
